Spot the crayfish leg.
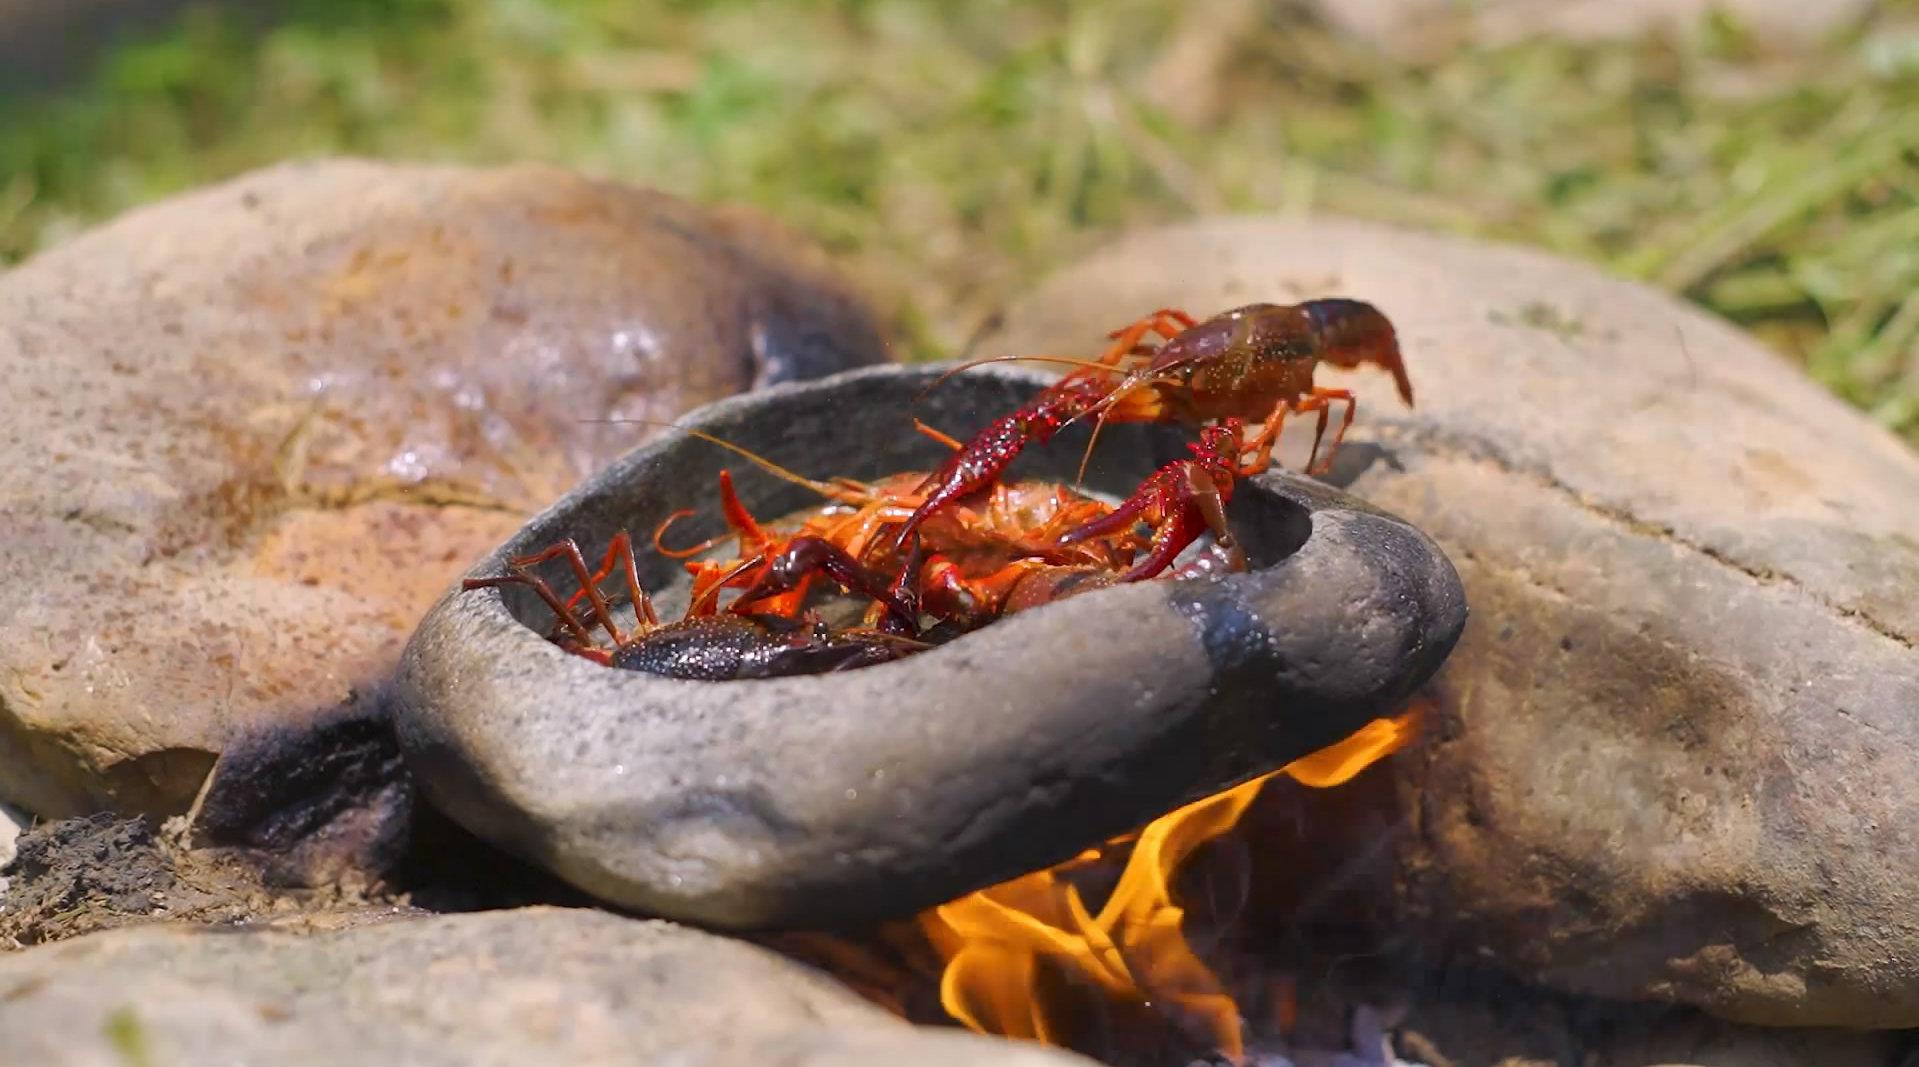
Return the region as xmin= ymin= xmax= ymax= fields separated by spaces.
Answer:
xmin=463 ymin=568 xmax=599 ymax=649
xmin=560 ymin=530 xmax=656 ymax=628
xmin=738 ymin=537 xmax=918 ymax=634
xmin=688 ymin=556 xmax=767 ymax=617
xmin=717 ymin=469 xmax=770 ymax=548
xmin=914 ymin=419 xmax=966 ymax=452
xmin=1240 ymin=398 xmax=1292 ymax=476
xmin=504 ymin=538 xmax=632 ymax=645
xmin=1293 ymin=388 xmax=1356 ymax=476
xmin=824 ymin=500 xmax=914 ymax=561
xmin=1056 ymin=487 xmax=1152 ymax=548
xmin=1119 ymin=462 xmax=1235 ymax=582
xmin=1105 ymin=307 xmax=1197 ymax=345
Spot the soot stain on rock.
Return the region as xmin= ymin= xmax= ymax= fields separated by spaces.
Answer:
xmin=1174 ymin=497 xmax=1466 ymax=761
xmin=191 ymin=697 xmax=412 ymax=889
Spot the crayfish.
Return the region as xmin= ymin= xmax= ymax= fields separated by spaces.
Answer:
xmin=463 ymin=298 xmax=1408 ymax=680
xmin=892 ymin=299 xmax=1411 ymax=553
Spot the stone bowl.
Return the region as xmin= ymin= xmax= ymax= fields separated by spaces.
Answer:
xmin=393 ymin=364 xmax=1467 ymax=929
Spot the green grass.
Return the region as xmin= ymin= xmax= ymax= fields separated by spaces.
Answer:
xmin=3 ymin=0 xmax=1917 ymax=439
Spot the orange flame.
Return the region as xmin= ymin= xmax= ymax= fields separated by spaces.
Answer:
xmin=919 ymin=708 xmax=1423 ymax=1063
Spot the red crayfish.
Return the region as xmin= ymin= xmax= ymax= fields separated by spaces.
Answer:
xmin=893 ymin=299 xmax=1410 ymax=562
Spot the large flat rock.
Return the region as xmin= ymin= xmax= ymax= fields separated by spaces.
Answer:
xmin=0 ymin=906 xmax=1089 ymax=1066
xmin=973 ymin=216 xmax=1919 ymax=1027
xmin=0 ymin=159 xmax=888 ymax=820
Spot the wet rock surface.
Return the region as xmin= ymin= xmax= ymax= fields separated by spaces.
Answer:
xmin=974 ymin=216 xmax=1919 ymax=1027
xmin=394 ymin=363 xmax=1466 ymax=930
xmin=0 ymin=906 xmax=1091 ymax=1067
xmin=0 ymin=158 xmax=889 ymax=820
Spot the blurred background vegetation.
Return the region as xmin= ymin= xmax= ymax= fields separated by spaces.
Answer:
xmin=2 ymin=0 xmax=1917 ymax=440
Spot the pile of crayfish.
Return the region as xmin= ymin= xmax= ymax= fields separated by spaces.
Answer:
xmin=464 ymin=300 xmax=1413 ymax=681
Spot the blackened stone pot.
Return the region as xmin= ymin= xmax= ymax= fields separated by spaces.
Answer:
xmin=393 ymin=364 xmax=1467 ymax=929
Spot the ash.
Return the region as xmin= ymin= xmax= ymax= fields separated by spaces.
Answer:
xmin=1190 ymin=1005 xmax=1426 ymax=1067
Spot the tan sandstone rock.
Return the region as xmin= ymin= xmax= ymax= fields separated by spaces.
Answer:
xmin=0 ymin=159 xmax=888 ymax=819
xmin=0 ymin=906 xmax=1090 ymax=1066
xmin=972 ymin=215 xmax=1919 ymax=1027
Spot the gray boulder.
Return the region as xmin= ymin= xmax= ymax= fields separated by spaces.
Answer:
xmin=0 ymin=159 xmax=888 ymax=820
xmin=973 ymin=215 xmax=1919 ymax=1027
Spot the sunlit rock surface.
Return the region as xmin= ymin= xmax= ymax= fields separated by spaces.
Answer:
xmin=0 ymin=159 xmax=889 ymax=819
xmin=0 ymin=907 xmax=1092 ymax=1067
xmin=976 ymin=215 xmax=1919 ymax=1027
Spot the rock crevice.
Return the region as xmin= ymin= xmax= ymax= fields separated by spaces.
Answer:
xmin=1371 ymin=419 xmax=1915 ymax=649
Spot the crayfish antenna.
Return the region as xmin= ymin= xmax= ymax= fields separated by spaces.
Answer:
xmin=1074 ymin=414 xmax=1107 ymax=488
xmin=913 ymin=418 xmax=966 ymax=452
xmin=1064 ymin=368 xmax=1183 ymax=485
xmin=657 ymin=469 xmax=778 ymax=562
xmin=652 ymin=509 xmax=717 ymax=559
xmin=587 ymin=417 xmax=869 ymax=506
xmin=911 ymin=353 xmax=1134 ymax=408
xmin=1063 ymin=367 xmax=1176 ymax=428
xmin=679 ymin=428 xmax=866 ymax=504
